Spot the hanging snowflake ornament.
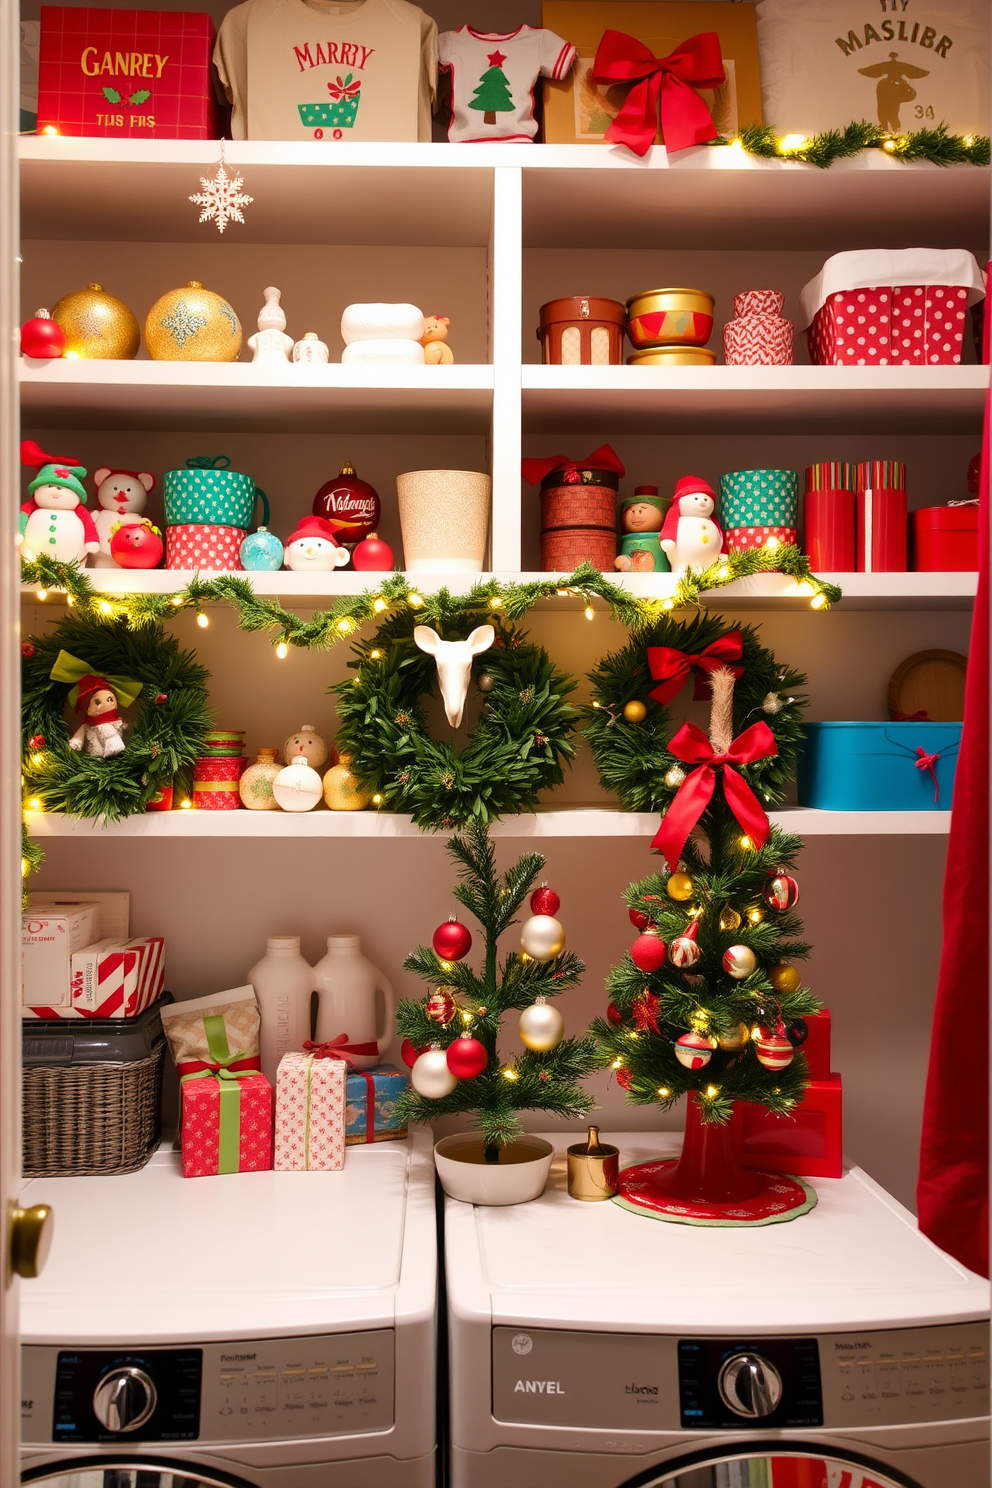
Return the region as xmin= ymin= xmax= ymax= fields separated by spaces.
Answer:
xmin=189 ymin=161 xmax=253 ymax=235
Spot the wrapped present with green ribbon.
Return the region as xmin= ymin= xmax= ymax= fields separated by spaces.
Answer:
xmin=719 ymin=469 xmax=798 ymax=530
xmin=163 ymin=455 xmax=269 ymax=531
xmin=177 ymin=1011 xmax=272 ymax=1177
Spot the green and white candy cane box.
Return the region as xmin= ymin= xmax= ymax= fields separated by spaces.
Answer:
xmin=164 ymin=456 xmax=269 ymax=530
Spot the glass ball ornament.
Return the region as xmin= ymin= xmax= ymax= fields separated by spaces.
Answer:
xmin=271 ymin=756 xmax=323 ymax=812
xmin=668 ymin=933 xmax=700 ymax=969
xmin=145 ymin=281 xmax=242 ymax=362
xmin=768 ymin=962 xmax=802 ymax=994
xmin=446 ymin=1033 xmax=488 ymax=1079
xmin=52 ymin=283 xmax=140 ymax=359
xmin=787 ymin=1018 xmax=809 ymax=1048
xmin=411 ymin=1045 xmax=458 ymax=1098
xmin=475 ymin=672 xmax=496 ymax=693
xmin=664 ymin=765 xmax=687 ymax=789
xmin=520 ymin=914 xmax=565 ymax=962
xmin=623 ymin=700 xmax=647 ymax=724
xmin=425 ymin=989 xmax=456 ymax=1025
xmin=401 ymin=1038 xmax=426 ymax=1068
xmin=530 ymin=884 xmax=560 ymax=917
xmin=719 ymin=907 xmax=742 ymax=931
xmin=763 ymin=870 xmax=800 ymax=911
xmin=518 ymin=996 xmax=565 ymax=1052
xmin=755 ymin=1033 xmax=795 ymax=1071
xmin=240 ymin=526 xmax=284 ymax=571
xmin=629 ymin=906 xmax=649 ymax=931
xmin=674 ymin=1032 xmax=714 ymax=1070
xmin=432 ymin=917 xmax=472 ymax=961
xmin=666 ymin=872 xmax=693 ymax=902
xmin=630 ymin=928 xmax=667 ymax=973
xmin=606 ymin=1001 xmax=623 ymax=1026
xmin=716 ymin=1022 xmax=750 ymax=1051
xmin=722 ymin=945 xmax=758 ymax=979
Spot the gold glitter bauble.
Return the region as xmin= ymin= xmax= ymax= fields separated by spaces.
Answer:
xmin=768 ymin=962 xmax=802 ymax=994
xmin=623 ymin=700 xmax=648 ymax=724
xmin=51 ymin=283 xmax=139 ymax=359
xmin=322 ymin=761 xmax=372 ymax=812
xmin=144 ymin=281 xmax=242 ymax=362
xmin=716 ymin=1022 xmax=750 ymax=1051
xmin=666 ymin=872 xmax=694 ymax=902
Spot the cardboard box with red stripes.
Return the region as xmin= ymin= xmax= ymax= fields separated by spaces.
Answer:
xmin=24 ymin=935 xmax=165 ymax=1019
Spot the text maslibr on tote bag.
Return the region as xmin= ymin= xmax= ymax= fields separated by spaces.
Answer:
xmin=756 ymin=0 xmax=990 ymax=138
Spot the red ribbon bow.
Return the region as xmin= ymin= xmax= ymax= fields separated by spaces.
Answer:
xmin=653 ymin=721 xmax=778 ymax=869
xmin=591 ymin=30 xmax=726 ymax=158
xmin=892 ymin=709 xmax=930 ymax=722
xmin=521 ymin=444 xmax=626 ymax=487
xmin=915 ymin=747 xmax=942 ymax=803
xmin=303 ymin=1035 xmax=381 ymax=1144
xmin=647 ymin=632 xmax=745 ymax=704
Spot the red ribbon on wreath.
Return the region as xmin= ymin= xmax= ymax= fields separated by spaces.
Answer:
xmin=647 ymin=632 xmax=745 ymax=704
xmin=591 ymin=30 xmax=726 ymax=158
xmin=303 ymin=1034 xmax=380 ymax=1143
xmin=521 ymin=444 xmax=626 ymax=486
xmin=653 ymin=721 xmax=778 ymax=869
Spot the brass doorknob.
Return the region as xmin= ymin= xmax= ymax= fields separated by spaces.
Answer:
xmin=8 ymin=1203 xmax=54 ymax=1279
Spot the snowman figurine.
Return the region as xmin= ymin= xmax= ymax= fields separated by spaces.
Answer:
xmin=247 ymin=286 xmax=294 ymax=365
xmin=68 ymin=675 xmax=127 ymax=758
xmin=283 ymin=516 xmax=350 ymax=571
xmin=92 ymin=466 xmax=155 ymax=568
xmin=19 ymin=441 xmax=100 ymax=564
xmin=658 ymin=475 xmax=726 ymax=579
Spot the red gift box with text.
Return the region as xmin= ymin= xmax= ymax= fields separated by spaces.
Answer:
xmin=732 ymin=1073 xmax=843 ymax=1180
xmin=37 ymin=7 xmax=219 ymax=140
xmin=179 ymin=1070 xmax=273 ymax=1178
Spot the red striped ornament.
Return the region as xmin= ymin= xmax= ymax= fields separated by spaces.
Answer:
xmin=755 ymin=1033 xmax=795 ymax=1071
xmin=674 ymin=1032 xmax=713 ymax=1070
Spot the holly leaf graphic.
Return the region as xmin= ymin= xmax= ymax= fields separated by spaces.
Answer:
xmin=102 ymin=86 xmax=121 ymax=104
xmin=129 ymin=89 xmax=151 ymax=105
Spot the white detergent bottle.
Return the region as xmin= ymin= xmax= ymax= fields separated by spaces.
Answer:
xmin=247 ymin=934 xmax=314 ymax=1085
xmin=313 ymin=934 xmax=394 ymax=1069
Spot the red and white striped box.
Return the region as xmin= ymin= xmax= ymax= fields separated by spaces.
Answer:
xmin=806 ymin=286 xmax=970 ymax=367
xmin=165 ymin=523 xmax=245 ymax=571
xmin=725 ymin=525 xmax=797 ymax=552
xmin=723 ymin=313 xmax=793 ymax=366
xmin=24 ymin=935 xmax=165 ymax=1019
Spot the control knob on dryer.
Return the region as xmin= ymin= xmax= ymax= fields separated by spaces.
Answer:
xmin=717 ymin=1352 xmax=783 ymax=1418
xmin=92 ymin=1366 xmax=158 ymax=1433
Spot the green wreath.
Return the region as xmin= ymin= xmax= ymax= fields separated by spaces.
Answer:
xmin=585 ymin=612 xmax=807 ymax=816
xmin=332 ymin=593 xmax=579 ymax=830
xmin=22 ymin=615 xmax=212 ymax=821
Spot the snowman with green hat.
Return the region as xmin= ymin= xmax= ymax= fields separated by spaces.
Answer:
xmin=19 ymin=439 xmax=100 ymax=564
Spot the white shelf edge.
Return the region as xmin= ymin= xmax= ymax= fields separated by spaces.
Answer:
xmin=19 ymin=360 xmax=495 ymax=392
xmin=522 ymin=365 xmax=989 ymax=393
xmin=24 ymin=808 xmax=951 ymax=839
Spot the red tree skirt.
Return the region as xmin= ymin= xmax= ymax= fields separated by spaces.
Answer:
xmin=615 ymin=1158 xmax=817 ymax=1227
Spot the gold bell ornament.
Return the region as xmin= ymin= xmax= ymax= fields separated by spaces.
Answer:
xmin=144 ymin=281 xmax=243 ymax=362
xmin=567 ymin=1126 xmax=619 ymax=1201
xmin=51 ymin=284 xmax=140 ymax=359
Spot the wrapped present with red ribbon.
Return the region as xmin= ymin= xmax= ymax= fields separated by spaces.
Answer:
xmin=591 ymin=29 xmax=725 ymax=157
xmin=274 ymin=1049 xmax=347 ymax=1171
xmin=653 ymin=720 xmax=777 ymax=869
xmin=298 ymin=1037 xmax=409 ymax=1145
xmin=177 ymin=1011 xmax=271 ymax=1178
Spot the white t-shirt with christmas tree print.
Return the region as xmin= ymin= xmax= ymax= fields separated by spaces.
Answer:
xmin=438 ymin=25 xmax=575 ymax=143
xmin=215 ymin=0 xmax=436 ymax=141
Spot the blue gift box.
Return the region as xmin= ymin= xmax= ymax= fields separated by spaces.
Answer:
xmin=797 ymin=722 xmax=961 ymax=811
xmin=345 ymin=1063 xmax=409 ymax=1145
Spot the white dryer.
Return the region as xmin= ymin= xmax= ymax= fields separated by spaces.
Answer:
xmin=445 ymin=1132 xmax=990 ymax=1488
xmin=20 ymin=1131 xmax=437 ymax=1487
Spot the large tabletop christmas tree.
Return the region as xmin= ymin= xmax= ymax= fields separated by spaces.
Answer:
xmin=396 ymin=822 xmax=596 ymax=1160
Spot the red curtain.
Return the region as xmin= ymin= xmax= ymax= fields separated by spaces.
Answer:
xmin=916 ymin=328 xmax=990 ymax=1277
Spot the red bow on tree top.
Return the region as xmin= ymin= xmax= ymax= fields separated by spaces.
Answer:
xmin=521 ymin=444 xmax=625 ymax=486
xmin=647 ymin=632 xmax=744 ymax=704
xmin=653 ymin=721 xmax=777 ymax=869
xmin=592 ymin=30 xmax=725 ymax=158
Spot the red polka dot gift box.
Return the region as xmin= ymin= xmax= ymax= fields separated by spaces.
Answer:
xmin=800 ymin=249 xmax=986 ymax=368
xmin=165 ymin=523 xmax=246 ymax=571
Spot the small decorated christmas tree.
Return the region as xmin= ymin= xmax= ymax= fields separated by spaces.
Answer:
xmin=469 ymin=51 xmax=514 ymax=125
xmin=396 ymin=821 xmax=596 ymax=1160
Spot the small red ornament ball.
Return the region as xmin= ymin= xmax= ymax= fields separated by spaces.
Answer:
xmin=631 ymin=929 xmax=667 ymax=973
xmin=21 ymin=643 xmax=34 ymax=658
xmin=425 ymin=989 xmax=456 ymax=1025
xmin=763 ymin=869 xmax=800 ymax=912
xmin=530 ymin=884 xmax=560 ymax=917
xmin=628 ymin=907 xmax=649 ymax=930
xmin=432 ymin=918 xmax=472 ymax=961
xmin=401 ymin=1038 xmax=426 ymax=1069
xmin=446 ymin=1034 xmax=488 ymax=1080
xmin=28 ymin=733 xmax=45 ymax=749
xmin=352 ymin=533 xmax=395 ymax=572
xmin=20 ymin=312 xmax=66 ymax=359
xmin=606 ymin=1001 xmax=623 ymax=1026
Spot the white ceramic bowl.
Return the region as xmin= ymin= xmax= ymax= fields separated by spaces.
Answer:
xmin=434 ymin=1133 xmax=554 ymax=1205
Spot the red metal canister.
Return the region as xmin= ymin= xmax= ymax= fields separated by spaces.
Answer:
xmin=911 ymin=505 xmax=980 ymax=570
xmin=804 ymin=490 xmax=855 ymax=571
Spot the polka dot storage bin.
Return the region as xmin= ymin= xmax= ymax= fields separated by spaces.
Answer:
xmin=719 ymin=469 xmax=798 ymax=531
xmin=166 ymin=524 xmax=246 ymax=571
xmin=163 ymin=456 xmax=269 ymax=529
xmin=726 ymin=525 xmax=797 ymax=553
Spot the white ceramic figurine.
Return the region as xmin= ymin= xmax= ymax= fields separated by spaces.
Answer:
xmin=658 ymin=475 xmax=726 ymax=578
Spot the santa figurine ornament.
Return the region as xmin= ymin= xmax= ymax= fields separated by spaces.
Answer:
xmin=49 ymin=650 xmax=144 ymax=760
xmin=19 ymin=440 xmax=100 ymax=565
xmin=283 ymin=515 xmax=351 ymax=571
xmin=658 ymin=475 xmax=726 ymax=579
xmin=92 ymin=466 xmax=155 ymax=567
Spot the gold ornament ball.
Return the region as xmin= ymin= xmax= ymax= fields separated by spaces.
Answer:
xmin=518 ymin=998 xmax=565 ymax=1052
xmin=145 ymin=281 xmax=243 ymax=362
xmin=51 ymin=283 xmax=140 ymax=359
xmin=768 ymin=962 xmax=802 ymax=994
xmin=623 ymin=700 xmax=648 ymax=724
xmin=323 ymin=754 xmax=372 ymax=812
xmin=666 ymin=872 xmax=694 ymax=902
xmin=664 ymin=764 xmax=686 ymax=789
xmin=716 ymin=1022 xmax=750 ymax=1051
xmin=719 ymin=907 xmax=742 ymax=931
xmin=519 ymin=913 xmax=566 ymax=962
xmin=476 ymin=672 xmax=496 ymax=693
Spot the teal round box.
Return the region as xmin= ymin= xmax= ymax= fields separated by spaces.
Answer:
xmin=164 ymin=457 xmax=269 ymax=530
xmin=720 ymin=469 xmax=797 ymax=530
xmin=797 ymin=721 xmax=961 ymax=811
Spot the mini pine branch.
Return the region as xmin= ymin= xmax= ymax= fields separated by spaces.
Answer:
xmin=394 ymin=820 xmax=597 ymax=1154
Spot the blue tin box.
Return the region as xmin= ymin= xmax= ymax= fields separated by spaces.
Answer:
xmin=797 ymin=721 xmax=961 ymax=811
xmin=345 ymin=1063 xmax=409 ymax=1145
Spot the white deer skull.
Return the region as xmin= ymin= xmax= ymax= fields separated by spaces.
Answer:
xmin=414 ymin=624 xmax=495 ymax=729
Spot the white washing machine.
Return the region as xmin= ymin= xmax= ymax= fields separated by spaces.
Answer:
xmin=20 ymin=1129 xmax=437 ymax=1487
xmin=445 ymin=1132 xmax=990 ymax=1488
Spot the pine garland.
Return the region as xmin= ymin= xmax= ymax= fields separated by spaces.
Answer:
xmin=21 ymin=822 xmax=44 ymax=905
xmin=394 ymin=822 xmax=598 ymax=1152
xmin=22 ymin=615 xmax=212 ymax=821
xmin=712 ymin=119 xmax=990 ymax=169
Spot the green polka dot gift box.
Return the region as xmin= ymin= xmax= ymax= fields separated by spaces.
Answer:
xmin=719 ymin=469 xmax=798 ymax=530
xmin=164 ymin=456 xmax=269 ymax=530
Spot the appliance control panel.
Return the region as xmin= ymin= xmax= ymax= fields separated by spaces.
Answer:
xmin=492 ymin=1321 xmax=989 ymax=1433
xmin=22 ymin=1331 xmax=394 ymax=1445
